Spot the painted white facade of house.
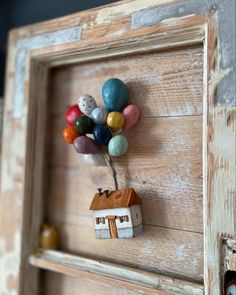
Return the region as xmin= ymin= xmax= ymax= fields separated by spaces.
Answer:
xmin=92 ymin=205 xmax=143 ymax=239
xmin=130 ymin=204 xmax=142 ymax=226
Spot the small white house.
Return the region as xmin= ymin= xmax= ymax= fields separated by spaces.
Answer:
xmin=90 ymin=188 xmax=143 ymax=239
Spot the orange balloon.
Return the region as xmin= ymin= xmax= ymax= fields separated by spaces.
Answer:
xmin=63 ymin=126 xmax=80 ymax=144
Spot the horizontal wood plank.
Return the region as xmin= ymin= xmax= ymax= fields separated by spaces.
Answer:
xmin=30 ymin=250 xmax=204 ymax=295
xmin=46 ymin=115 xmax=203 ymax=232
xmin=43 ymin=213 xmax=203 ymax=282
xmin=41 ymin=271 xmax=165 ymax=295
xmin=50 ymin=46 xmax=203 ymax=118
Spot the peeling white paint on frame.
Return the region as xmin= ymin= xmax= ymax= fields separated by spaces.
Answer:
xmin=13 ymin=26 xmax=82 ymax=118
xmin=0 ymin=232 xmax=21 ymax=295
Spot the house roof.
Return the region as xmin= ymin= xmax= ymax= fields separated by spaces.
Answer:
xmin=90 ymin=188 xmax=141 ymax=210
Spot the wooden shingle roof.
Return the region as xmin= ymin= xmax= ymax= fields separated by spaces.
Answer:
xmin=90 ymin=188 xmax=141 ymax=210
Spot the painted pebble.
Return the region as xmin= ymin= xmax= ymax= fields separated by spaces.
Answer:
xmin=78 ymin=94 xmax=97 ymax=117
xmin=108 ymin=134 xmax=128 ymax=156
xmin=40 ymin=224 xmax=59 ymax=250
xmin=102 ymin=78 xmax=128 ymax=112
xmin=74 ymin=115 xmax=94 ymax=134
xmin=65 ymin=104 xmax=83 ymax=126
xmin=93 ymin=124 xmax=112 ymax=145
xmin=74 ymin=136 xmax=99 ymax=154
xmin=63 ymin=126 xmax=80 ymax=144
xmin=107 ymin=111 xmax=125 ymax=132
xmin=83 ymin=153 xmax=107 ymax=166
xmin=122 ymin=105 xmax=140 ymax=130
xmin=92 ymin=107 xmax=108 ymax=124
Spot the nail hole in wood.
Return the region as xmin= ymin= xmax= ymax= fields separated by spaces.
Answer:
xmin=214 ymin=37 xmax=218 ymax=49
xmin=213 ymin=87 xmax=218 ymax=106
xmin=212 ymin=58 xmax=217 ymax=71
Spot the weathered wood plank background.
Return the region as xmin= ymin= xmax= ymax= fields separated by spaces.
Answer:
xmin=41 ymin=271 xmax=171 ymax=295
xmin=42 ymin=44 xmax=204 ymax=292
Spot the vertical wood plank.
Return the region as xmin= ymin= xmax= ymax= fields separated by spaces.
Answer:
xmin=203 ymin=13 xmax=236 ymax=294
xmin=19 ymin=61 xmax=49 ymax=295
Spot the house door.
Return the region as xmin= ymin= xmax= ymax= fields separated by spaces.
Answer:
xmin=106 ymin=215 xmax=118 ymax=239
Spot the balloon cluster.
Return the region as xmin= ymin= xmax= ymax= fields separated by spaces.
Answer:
xmin=63 ymin=78 xmax=140 ymax=157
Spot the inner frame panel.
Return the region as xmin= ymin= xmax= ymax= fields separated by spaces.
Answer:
xmin=44 ymin=45 xmax=203 ymax=282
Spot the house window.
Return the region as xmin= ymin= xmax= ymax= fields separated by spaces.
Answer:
xmin=96 ymin=217 xmax=105 ymax=224
xmin=136 ymin=213 xmax=138 ymax=219
xmin=119 ymin=215 xmax=129 ymax=223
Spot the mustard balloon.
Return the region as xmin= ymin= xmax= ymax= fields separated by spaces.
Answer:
xmin=40 ymin=224 xmax=59 ymax=249
xmin=107 ymin=112 xmax=125 ymax=132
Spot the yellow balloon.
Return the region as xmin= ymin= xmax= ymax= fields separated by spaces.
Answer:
xmin=107 ymin=112 xmax=124 ymax=132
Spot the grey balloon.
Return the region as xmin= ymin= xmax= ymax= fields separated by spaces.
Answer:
xmin=92 ymin=107 xmax=109 ymax=124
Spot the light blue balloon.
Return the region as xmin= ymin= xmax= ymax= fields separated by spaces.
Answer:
xmin=102 ymin=78 xmax=128 ymax=112
xmin=108 ymin=135 xmax=128 ymax=157
xmin=92 ymin=107 xmax=108 ymax=124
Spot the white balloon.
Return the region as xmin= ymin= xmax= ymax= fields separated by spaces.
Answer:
xmin=78 ymin=95 xmax=97 ymax=117
xmin=83 ymin=153 xmax=107 ymax=166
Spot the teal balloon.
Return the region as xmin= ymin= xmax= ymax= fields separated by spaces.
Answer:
xmin=102 ymin=78 xmax=128 ymax=112
xmin=108 ymin=135 xmax=128 ymax=157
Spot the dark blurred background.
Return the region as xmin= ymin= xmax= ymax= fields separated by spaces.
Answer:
xmin=0 ymin=0 xmax=119 ymax=97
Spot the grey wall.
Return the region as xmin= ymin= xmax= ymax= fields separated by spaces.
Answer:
xmin=0 ymin=1 xmax=11 ymax=97
xmin=0 ymin=0 xmax=119 ymax=96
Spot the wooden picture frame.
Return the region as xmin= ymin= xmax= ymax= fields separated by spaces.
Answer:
xmin=0 ymin=0 xmax=235 ymax=294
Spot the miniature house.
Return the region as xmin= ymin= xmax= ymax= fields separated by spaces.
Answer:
xmin=90 ymin=188 xmax=143 ymax=239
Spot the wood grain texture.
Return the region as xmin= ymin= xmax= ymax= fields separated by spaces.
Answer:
xmin=29 ymin=250 xmax=204 ymax=295
xmin=203 ymin=14 xmax=236 ymax=294
xmin=41 ymin=271 xmax=170 ymax=295
xmin=50 ymin=46 xmax=203 ymax=118
xmin=44 ymin=214 xmax=203 ymax=282
xmin=20 ymin=62 xmax=49 ymax=295
xmin=43 ymin=46 xmax=204 ymax=284
xmin=1 ymin=22 xmax=205 ymax=295
xmin=90 ymin=188 xmax=141 ymax=210
xmin=47 ymin=115 xmax=203 ymax=232
xmin=47 ymin=47 xmax=203 ymax=235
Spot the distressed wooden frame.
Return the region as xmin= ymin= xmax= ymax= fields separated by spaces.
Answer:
xmin=0 ymin=0 xmax=235 ymax=294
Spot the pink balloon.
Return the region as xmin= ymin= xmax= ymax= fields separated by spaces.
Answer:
xmin=74 ymin=136 xmax=99 ymax=154
xmin=122 ymin=105 xmax=140 ymax=130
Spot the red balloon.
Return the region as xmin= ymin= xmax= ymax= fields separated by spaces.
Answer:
xmin=66 ymin=104 xmax=83 ymax=126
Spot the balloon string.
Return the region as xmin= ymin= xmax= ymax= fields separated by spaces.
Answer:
xmin=107 ymin=154 xmax=118 ymax=190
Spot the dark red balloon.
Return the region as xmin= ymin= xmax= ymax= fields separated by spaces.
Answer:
xmin=66 ymin=104 xmax=83 ymax=126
